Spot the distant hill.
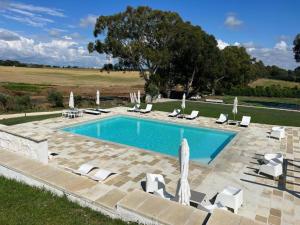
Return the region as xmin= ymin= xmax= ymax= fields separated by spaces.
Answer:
xmin=0 ymin=59 xmax=82 ymax=69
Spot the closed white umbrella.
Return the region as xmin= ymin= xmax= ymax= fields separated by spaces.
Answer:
xmin=130 ymin=93 xmax=134 ymax=103
xmin=133 ymin=92 xmax=138 ymax=104
xmin=69 ymin=91 xmax=74 ymax=109
xmin=232 ymin=97 xmax=238 ymax=121
xmin=96 ymin=90 xmax=100 ymax=107
xmin=176 ymin=138 xmax=191 ymax=205
xmin=181 ymin=93 xmax=186 ymax=116
xmin=137 ymin=90 xmax=141 ymax=107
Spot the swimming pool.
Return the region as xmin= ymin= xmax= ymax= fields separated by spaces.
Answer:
xmin=63 ymin=115 xmax=236 ymax=164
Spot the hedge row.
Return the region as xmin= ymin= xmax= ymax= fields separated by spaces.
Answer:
xmin=227 ymin=85 xmax=300 ymax=98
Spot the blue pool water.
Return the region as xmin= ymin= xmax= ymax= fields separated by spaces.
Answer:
xmin=63 ymin=116 xmax=236 ymax=164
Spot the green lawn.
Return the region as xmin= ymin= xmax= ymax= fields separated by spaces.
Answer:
xmin=0 ymin=176 xmax=135 ymax=225
xmin=152 ymin=101 xmax=300 ymax=127
xmin=0 ymin=113 xmax=61 ymax=126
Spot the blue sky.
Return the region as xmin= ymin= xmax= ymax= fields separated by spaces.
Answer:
xmin=0 ymin=0 xmax=299 ymax=69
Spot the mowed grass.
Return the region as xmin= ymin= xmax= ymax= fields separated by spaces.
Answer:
xmin=1 ymin=82 xmax=49 ymax=93
xmin=0 ymin=176 xmax=135 ymax=225
xmin=0 ymin=113 xmax=61 ymax=126
xmin=249 ymin=78 xmax=300 ymax=88
xmin=152 ymin=101 xmax=300 ymax=127
xmin=0 ymin=66 xmax=144 ymax=87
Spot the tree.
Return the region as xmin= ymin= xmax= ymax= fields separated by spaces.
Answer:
xmin=293 ymin=34 xmax=300 ymax=62
xmin=88 ymin=6 xmax=182 ymax=85
xmin=222 ymin=46 xmax=253 ymax=89
xmin=47 ymin=90 xmax=64 ymax=107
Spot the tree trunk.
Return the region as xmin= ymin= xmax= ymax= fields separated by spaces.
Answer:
xmin=186 ymin=67 xmax=196 ymax=96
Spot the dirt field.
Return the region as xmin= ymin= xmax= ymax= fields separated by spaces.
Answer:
xmin=0 ymin=66 xmax=144 ymax=97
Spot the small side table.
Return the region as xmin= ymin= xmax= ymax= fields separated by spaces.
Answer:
xmin=228 ymin=120 xmax=239 ymax=125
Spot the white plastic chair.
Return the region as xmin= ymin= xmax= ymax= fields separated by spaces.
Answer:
xmin=259 ymin=160 xmax=282 ymax=179
xmin=263 ymin=153 xmax=283 ymax=164
xmin=270 ymin=127 xmax=285 ymax=140
xmin=215 ymin=186 xmax=243 ymax=214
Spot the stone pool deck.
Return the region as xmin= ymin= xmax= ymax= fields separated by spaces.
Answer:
xmin=0 ymin=106 xmax=299 ymax=225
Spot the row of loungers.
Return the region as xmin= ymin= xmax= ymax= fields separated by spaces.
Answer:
xmin=216 ymin=113 xmax=251 ymax=127
xmin=128 ymin=104 xmax=153 ymax=113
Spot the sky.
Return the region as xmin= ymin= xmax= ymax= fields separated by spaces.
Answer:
xmin=0 ymin=0 xmax=299 ymax=69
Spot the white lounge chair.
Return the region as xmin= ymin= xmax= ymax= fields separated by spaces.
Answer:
xmin=97 ymin=108 xmax=110 ymax=113
xmin=216 ymin=114 xmax=228 ymax=124
xmin=263 ymin=153 xmax=283 ymax=164
xmin=128 ymin=105 xmax=139 ymax=112
xmin=215 ymin=186 xmax=243 ymax=214
xmin=270 ymin=127 xmax=285 ymax=140
xmin=258 ymin=160 xmax=282 ymax=179
xmin=168 ymin=109 xmax=181 ymax=117
xmin=240 ymin=116 xmax=251 ymax=127
xmin=88 ymin=169 xmax=115 ymax=182
xmin=185 ymin=110 xmax=199 ymax=120
xmin=84 ymin=109 xmax=101 ymax=115
xmin=72 ymin=163 xmax=98 ymax=176
xmin=145 ymin=173 xmax=166 ymax=193
xmin=140 ymin=104 xmax=153 ymax=113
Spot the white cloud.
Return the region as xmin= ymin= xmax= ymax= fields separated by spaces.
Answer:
xmin=217 ymin=39 xmax=229 ymax=50
xmin=0 ymin=1 xmax=64 ymax=27
xmin=0 ymin=28 xmax=106 ymax=68
xmin=0 ymin=28 xmax=20 ymax=41
xmin=79 ymin=15 xmax=97 ymax=28
xmin=10 ymin=2 xmax=65 ymax=17
xmin=274 ymin=40 xmax=288 ymax=51
xmin=217 ymin=39 xmax=298 ymax=70
xmin=47 ymin=28 xmax=67 ymax=37
xmin=224 ymin=14 xmax=243 ymax=28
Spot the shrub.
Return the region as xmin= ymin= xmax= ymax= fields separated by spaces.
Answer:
xmin=74 ymin=95 xmax=82 ymax=106
xmin=47 ymin=90 xmax=64 ymax=107
xmin=226 ymin=85 xmax=300 ymax=98
xmin=145 ymin=82 xmax=159 ymax=98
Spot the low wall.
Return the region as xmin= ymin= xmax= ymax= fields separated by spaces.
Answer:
xmin=0 ymin=128 xmax=48 ymax=164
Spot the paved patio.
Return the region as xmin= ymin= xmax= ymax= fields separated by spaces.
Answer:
xmin=1 ymin=107 xmax=300 ymax=225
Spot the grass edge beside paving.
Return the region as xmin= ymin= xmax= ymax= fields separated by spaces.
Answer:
xmin=0 ymin=102 xmax=299 ymax=126
xmin=0 ymin=113 xmax=61 ymax=126
xmin=0 ymin=176 xmax=135 ymax=225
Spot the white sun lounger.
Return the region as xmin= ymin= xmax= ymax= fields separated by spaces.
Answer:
xmin=185 ymin=110 xmax=199 ymax=120
xmin=84 ymin=109 xmax=101 ymax=115
xmin=88 ymin=169 xmax=115 ymax=182
xmin=258 ymin=160 xmax=282 ymax=179
xmin=128 ymin=105 xmax=140 ymax=112
xmin=240 ymin=116 xmax=251 ymax=127
xmin=97 ymin=108 xmax=110 ymax=113
xmin=72 ymin=163 xmax=98 ymax=176
xmin=216 ymin=114 xmax=228 ymax=124
xmin=140 ymin=104 xmax=153 ymax=113
xmin=168 ymin=109 xmax=181 ymax=117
